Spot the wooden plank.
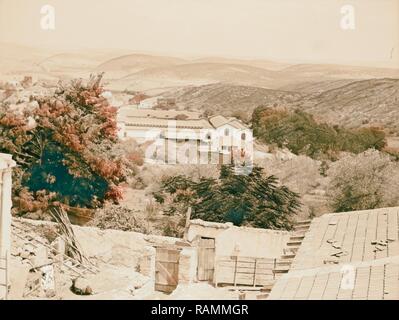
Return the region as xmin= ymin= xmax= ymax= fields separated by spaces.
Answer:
xmin=217 ymin=274 xmax=274 ymax=286
xmin=217 ymin=257 xmax=275 ymax=263
xmin=197 ymin=238 xmax=215 ymax=282
xmin=215 ymin=255 xmax=276 ymax=287
xmin=217 ymin=263 xmax=273 ymax=272
xmin=155 ymin=247 xmax=180 ymax=293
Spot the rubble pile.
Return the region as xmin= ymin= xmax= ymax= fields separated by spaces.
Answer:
xmin=10 ymin=220 xmax=153 ymax=300
xmin=10 ymin=220 xmax=89 ymax=299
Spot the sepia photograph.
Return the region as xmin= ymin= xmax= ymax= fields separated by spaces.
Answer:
xmin=0 ymin=0 xmax=398 ymax=310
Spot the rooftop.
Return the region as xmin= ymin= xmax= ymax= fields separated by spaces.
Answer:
xmin=118 ymin=108 xmax=202 ymax=121
xmin=269 ymin=207 xmax=399 ymax=300
xmin=117 ymin=108 xmax=248 ymax=132
xmin=209 ymin=115 xmax=248 ymax=130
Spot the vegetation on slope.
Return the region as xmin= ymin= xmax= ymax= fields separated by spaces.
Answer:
xmin=252 ymin=107 xmax=386 ymax=160
xmin=327 ymin=150 xmax=399 ymax=212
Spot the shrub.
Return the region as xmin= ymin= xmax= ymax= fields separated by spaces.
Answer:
xmin=327 ymin=150 xmax=399 ymax=212
xmin=88 ymin=204 xmax=150 ymax=233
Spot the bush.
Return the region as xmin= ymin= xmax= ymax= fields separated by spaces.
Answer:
xmin=327 ymin=150 xmax=399 ymax=212
xmin=88 ymin=204 xmax=150 ymax=233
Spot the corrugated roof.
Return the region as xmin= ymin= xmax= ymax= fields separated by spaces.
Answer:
xmin=269 ymin=207 xmax=399 ymax=300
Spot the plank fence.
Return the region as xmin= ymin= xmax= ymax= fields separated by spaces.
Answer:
xmin=215 ymin=256 xmax=277 ymax=287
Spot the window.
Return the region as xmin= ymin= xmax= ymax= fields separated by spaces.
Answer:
xmin=224 ymin=128 xmax=230 ymax=136
xmin=241 ymin=133 xmax=246 ymax=140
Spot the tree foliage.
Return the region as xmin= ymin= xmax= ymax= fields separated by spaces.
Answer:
xmin=154 ymin=165 xmax=301 ymax=230
xmin=252 ymin=107 xmax=386 ymax=160
xmin=0 ymin=75 xmax=132 ymax=215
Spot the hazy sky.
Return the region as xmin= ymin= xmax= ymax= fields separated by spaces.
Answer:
xmin=0 ymin=0 xmax=398 ymax=67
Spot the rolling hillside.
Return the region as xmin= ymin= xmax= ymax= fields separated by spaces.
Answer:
xmin=96 ymin=54 xmax=187 ymax=79
xmin=162 ymin=78 xmax=399 ymax=134
xmin=296 ymin=78 xmax=399 ymax=133
xmin=162 ymin=83 xmax=302 ymax=120
xmin=1 ymin=43 xmax=398 ymax=132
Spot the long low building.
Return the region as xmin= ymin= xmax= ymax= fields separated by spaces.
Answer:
xmin=117 ymin=108 xmax=253 ymax=165
xmin=268 ymin=206 xmax=399 ymax=300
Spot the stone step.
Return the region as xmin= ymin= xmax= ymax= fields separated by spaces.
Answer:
xmin=284 ymin=247 xmax=299 ymax=255
xmin=290 ymin=235 xmax=305 ymax=241
xmin=296 ymin=220 xmax=312 ymax=225
xmin=273 ymin=273 xmax=285 ymax=280
xmin=276 ymin=259 xmax=293 ymax=266
xmin=281 ymin=253 xmax=296 ymax=260
xmin=261 ymin=284 xmax=274 ymax=293
xmin=256 ymin=293 xmax=269 ymax=300
xmin=286 ymin=241 xmax=302 ymax=247
xmin=273 ymin=265 xmax=290 ymax=273
xmin=293 ymin=225 xmax=310 ymax=231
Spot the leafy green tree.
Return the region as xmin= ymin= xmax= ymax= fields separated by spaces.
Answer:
xmin=154 ymin=165 xmax=301 ymax=230
xmin=252 ymin=107 xmax=386 ymax=160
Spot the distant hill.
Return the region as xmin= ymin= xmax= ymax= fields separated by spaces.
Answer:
xmin=1 ymin=43 xmax=398 ymax=132
xmin=295 ymin=78 xmax=399 ymax=133
xmin=280 ymin=63 xmax=399 ymax=80
xmin=192 ymin=57 xmax=290 ymax=71
xmin=278 ymin=79 xmax=358 ymax=94
xmin=105 ymin=59 xmax=399 ymax=92
xmin=122 ymin=62 xmax=279 ymax=88
xmin=162 ymin=78 xmax=399 ymax=134
xmin=96 ymin=54 xmax=187 ymax=78
xmin=162 ymin=83 xmax=302 ymax=120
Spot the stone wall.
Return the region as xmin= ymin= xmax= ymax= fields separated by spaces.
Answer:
xmin=178 ymin=247 xmax=198 ymax=284
xmin=21 ymin=218 xmax=181 ymax=271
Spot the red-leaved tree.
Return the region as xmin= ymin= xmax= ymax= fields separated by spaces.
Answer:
xmin=0 ymin=74 xmax=132 ymax=215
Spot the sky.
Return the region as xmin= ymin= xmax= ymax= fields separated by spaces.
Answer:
xmin=0 ymin=0 xmax=398 ymax=67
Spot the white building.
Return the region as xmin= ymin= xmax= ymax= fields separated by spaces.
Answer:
xmin=117 ymin=108 xmax=252 ymax=165
xmin=138 ymin=97 xmax=159 ymax=109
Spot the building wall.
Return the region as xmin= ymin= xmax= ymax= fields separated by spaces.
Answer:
xmin=188 ymin=221 xmax=291 ymax=259
xmin=0 ymin=154 xmax=15 ymax=257
xmin=0 ymin=153 xmax=15 ymax=299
